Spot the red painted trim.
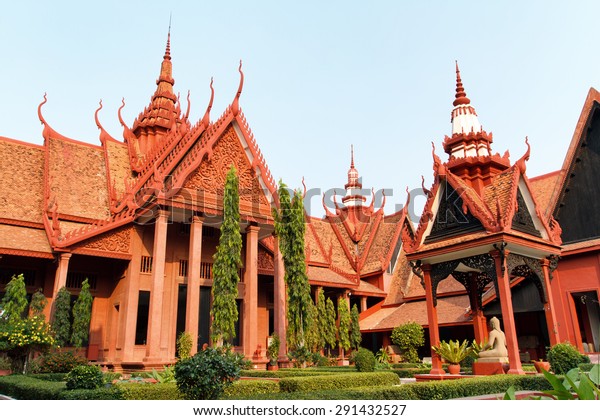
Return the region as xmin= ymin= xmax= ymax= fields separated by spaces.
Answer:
xmin=0 ymin=247 xmax=54 ymax=259
xmin=71 ymin=248 xmax=132 ymax=260
xmin=0 ymin=219 xmax=45 ymax=229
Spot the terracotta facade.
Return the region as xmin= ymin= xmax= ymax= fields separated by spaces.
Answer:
xmin=1 ymin=36 xmax=599 ymax=371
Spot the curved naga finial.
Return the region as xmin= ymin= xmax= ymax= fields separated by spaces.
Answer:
xmin=368 ymin=187 xmax=376 ymax=211
xmin=37 ymin=93 xmax=48 ymax=126
xmin=516 ymin=136 xmax=531 ymax=173
xmin=118 ymin=98 xmax=137 ymax=143
xmin=94 ymin=100 xmax=115 ymax=144
xmin=94 ymin=99 xmax=103 ymax=129
xmin=421 ymin=175 xmax=431 ymax=197
xmin=231 ymin=60 xmax=244 ymax=116
xmin=201 ymin=78 xmax=214 ymax=128
xmin=184 ymin=90 xmax=191 ymax=121
xmin=302 ymin=176 xmax=307 ymax=199
xmin=403 ymin=187 xmax=410 ymax=215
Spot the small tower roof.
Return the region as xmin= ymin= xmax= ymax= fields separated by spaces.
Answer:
xmin=342 ymin=145 xmax=366 ymax=207
xmin=451 ymin=62 xmax=482 ymax=135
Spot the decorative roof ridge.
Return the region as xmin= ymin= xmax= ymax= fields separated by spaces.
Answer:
xmin=95 ymin=100 xmax=119 ymax=145
xmin=548 ymin=88 xmax=600 ymax=219
xmin=528 ymin=169 xmax=561 ymax=182
xmin=37 ymin=94 xmax=101 ymax=149
xmin=326 ymin=214 xmax=359 ymax=272
xmin=0 ymin=136 xmax=45 ymax=149
xmin=328 ymin=264 xmax=359 ymax=281
xmin=118 ymin=98 xmax=143 ymax=170
xmin=235 ymin=110 xmax=277 ymax=196
xmin=380 ymin=211 xmax=409 ymax=272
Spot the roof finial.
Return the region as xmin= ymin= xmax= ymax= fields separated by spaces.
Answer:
xmin=350 ymin=144 xmax=355 ymax=169
xmin=232 ymin=60 xmax=244 ymax=116
xmin=453 ymin=61 xmax=470 ymax=106
xmin=164 ymin=18 xmax=171 ymax=60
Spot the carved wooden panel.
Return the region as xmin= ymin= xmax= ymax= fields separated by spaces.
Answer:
xmin=184 ymin=126 xmax=269 ymax=208
xmin=258 ymin=246 xmax=274 ymax=272
xmin=78 ymin=226 xmax=132 ymax=254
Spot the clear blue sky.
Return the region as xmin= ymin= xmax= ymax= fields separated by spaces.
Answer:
xmin=1 ymin=1 xmax=599 ymax=218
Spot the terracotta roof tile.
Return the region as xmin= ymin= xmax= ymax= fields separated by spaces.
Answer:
xmin=309 ymin=219 xmax=355 ymax=272
xmin=307 ymin=265 xmax=355 ymax=287
xmin=0 ymin=139 xmax=45 ymax=223
xmin=561 ymin=238 xmax=600 ymax=252
xmin=363 ymin=212 xmax=404 ymax=273
xmin=0 ymin=224 xmax=52 ymax=253
xmin=529 ymin=171 xmax=561 ymax=220
xmin=483 ymin=166 xmax=518 ymax=221
xmin=105 ymin=140 xmax=132 ymax=197
xmin=354 ymin=279 xmax=386 ymax=296
xmin=384 ymin=250 xmax=413 ymax=304
xmin=360 ymin=295 xmax=472 ymax=331
xmin=48 ymin=137 xmax=110 ymax=220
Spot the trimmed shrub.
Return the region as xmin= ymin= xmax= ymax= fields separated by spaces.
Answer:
xmin=354 ymin=348 xmax=376 ymax=372
xmin=390 ymin=322 xmax=424 ymax=363
xmin=547 ymin=342 xmax=589 ymax=374
xmin=31 ymin=350 xmax=88 ymax=373
xmin=174 ymin=346 xmax=243 ymax=399
xmin=28 ymin=373 xmax=68 ymax=382
xmin=65 ymin=365 xmax=104 ymax=390
xmin=391 ymin=368 xmax=432 ymax=378
xmin=59 ymin=386 xmax=124 ymax=400
xmin=118 ymin=382 xmax=182 ymax=400
xmin=223 ymin=379 xmax=280 ymax=398
xmin=240 ymin=369 xmax=335 ymax=378
xmin=177 ymin=332 xmax=193 ymax=361
xmin=391 ymin=363 xmax=428 ymax=369
xmin=0 ymin=375 xmax=65 ymax=399
xmin=279 ymin=372 xmax=399 ymax=393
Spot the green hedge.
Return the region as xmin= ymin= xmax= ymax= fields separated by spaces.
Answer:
xmin=246 ymin=375 xmax=553 ymax=400
xmin=0 ymin=375 xmax=65 ymax=399
xmin=28 ymin=373 xmax=68 ymax=382
xmin=579 ymin=363 xmax=597 ymax=372
xmin=391 ymin=368 xmax=432 ymax=378
xmin=59 ymin=387 xmax=124 ymax=400
xmin=223 ymin=380 xmax=280 ymax=398
xmin=279 ymin=372 xmax=399 ymax=393
xmin=240 ymin=369 xmax=334 ymax=378
xmin=391 ymin=363 xmax=429 ymax=369
xmin=117 ymin=382 xmax=182 ymax=400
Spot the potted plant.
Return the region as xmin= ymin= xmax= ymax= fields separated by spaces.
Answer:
xmin=431 ymin=339 xmax=474 ymax=375
xmin=267 ymin=333 xmax=280 ymax=371
xmin=0 ymin=355 xmax=12 ymax=376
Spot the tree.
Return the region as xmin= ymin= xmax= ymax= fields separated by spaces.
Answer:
xmin=71 ymin=279 xmax=93 ymax=348
xmin=273 ymin=181 xmax=312 ymax=351
xmin=211 ymin=165 xmax=242 ymax=345
xmin=304 ymin=298 xmax=319 ymax=352
xmin=1 ymin=274 xmax=28 ymax=323
xmin=316 ymin=289 xmax=328 ymax=350
xmin=391 ymin=321 xmax=425 ymax=363
xmin=324 ymin=297 xmax=337 ymax=353
xmin=337 ymin=297 xmax=351 ymax=355
xmin=0 ymin=274 xmax=54 ymax=373
xmin=52 ymin=287 xmax=72 ymax=347
xmin=350 ymin=304 xmax=362 ymax=350
xmin=29 ymin=289 xmax=48 ymax=320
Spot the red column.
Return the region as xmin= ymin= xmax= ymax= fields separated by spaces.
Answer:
xmin=273 ymin=235 xmax=287 ymax=361
xmin=469 ymin=276 xmax=488 ymax=344
xmin=186 ymin=216 xmax=203 ymax=355
xmin=491 ymin=250 xmax=524 ymax=374
xmin=360 ymin=296 xmax=368 ymax=313
xmin=423 ymin=264 xmax=445 ymax=375
xmin=50 ymin=253 xmax=71 ymax=320
xmin=541 ymin=259 xmax=560 ymax=346
xmin=243 ymin=225 xmax=259 ymax=359
xmin=145 ymin=209 xmax=169 ymax=362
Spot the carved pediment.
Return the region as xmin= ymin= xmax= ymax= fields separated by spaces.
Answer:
xmin=75 ymin=225 xmax=132 ymax=254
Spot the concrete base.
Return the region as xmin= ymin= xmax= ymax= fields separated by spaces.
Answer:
xmin=472 ymin=361 xmax=509 ymax=375
xmin=414 ymin=373 xmax=464 ymax=382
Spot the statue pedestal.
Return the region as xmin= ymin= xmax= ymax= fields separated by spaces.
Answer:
xmin=473 ymin=358 xmax=509 ymax=375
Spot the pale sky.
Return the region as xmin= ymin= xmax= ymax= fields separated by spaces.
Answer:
xmin=1 ymin=1 xmax=599 ymax=218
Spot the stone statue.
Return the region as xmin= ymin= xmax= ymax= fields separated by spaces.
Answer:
xmin=478 ymin=317 xmax=509 ymax=362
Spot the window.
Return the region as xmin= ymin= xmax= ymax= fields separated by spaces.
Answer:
xmin=0 ymin=268 xmax=36 ymax=286
xmin=179 ymin=260 xmax=189 ymax=277
xmin=200 ymin=262 xmax=213 ymax=279
xmin=66 ymin=272 xmax=97 ymax=290
xmin=140 ymin=256 xmax=153 ymax=273
xmin=135 ymin=291 xmax=150 ymax=345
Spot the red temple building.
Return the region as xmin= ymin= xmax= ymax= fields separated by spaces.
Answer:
xmin=0 ymin=35 xmax=598 ymax=370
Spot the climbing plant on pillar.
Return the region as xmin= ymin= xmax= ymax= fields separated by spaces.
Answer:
xmin=211 ymin=165 xmax=243 ymax=346
xmin=273 ymin=181 xmax=312 ymax=352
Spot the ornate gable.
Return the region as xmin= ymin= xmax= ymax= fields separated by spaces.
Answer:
xmin=511 ymin=189 xmax=541 ymax=237
xmin=425 ymin=182 xmax=484 ymax=243
xmin=182 ymin=125 xmax=270 ymax=216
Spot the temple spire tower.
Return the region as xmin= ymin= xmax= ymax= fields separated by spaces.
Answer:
xmin=130 ymin=29 xmax=185 ymax=157
xmin=342 ymin=145 xmax=366 ymax=208
xmin=442 ymin=62 xmax=510 ymax=193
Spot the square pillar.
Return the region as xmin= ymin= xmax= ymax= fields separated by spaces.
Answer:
xmin=185 ymin=215 xmax=203 ymax=354
xmin=273 ymin=235 xmax=287 ymax=360
xmin=243 ymin=225 xmax=259 ymax=359
xmin=145 ymin=209 xmax=169 ymax=362
xmin=491 ymin=250 xmax=524 ymax=374
xmin=541 ymin=259 xmax=561 ymax=346
xmin=469 ymin=275 xmax=488 ymax=344
xmin=423 ymin=264 xmax=445 ymax=375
